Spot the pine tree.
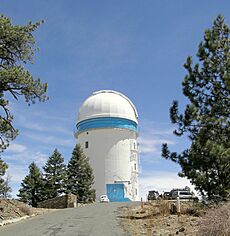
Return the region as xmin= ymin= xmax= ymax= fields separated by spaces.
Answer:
xmin=162 ymin=15 xmax=230 ymax=201
xmin=66 ymin=144 xmax=95 ymax=203
xmin=0 ymin=174 xmax=12 ymax=198
xmin=0 ymin=158 xmax=9 ymax=197
xmin=0 ymin=15 xmax=48 ymax=152
xmin=17 ymin=162 xmax=44 ymax=207
xmin=42 ymin=149 xmax=66 ymax=199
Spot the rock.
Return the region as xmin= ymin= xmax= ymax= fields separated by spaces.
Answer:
xmin=140 ymin=230 xmax=147 ymax=234
xmin=170 ymin=204 xmax=177 ymax=214
xmin=179 ymin=227 xmax=185 ymax=232
xmin=186 ymin=208 xmax=196 ymax=215
xmin=167 ymin=223 xmax=170 ymax=226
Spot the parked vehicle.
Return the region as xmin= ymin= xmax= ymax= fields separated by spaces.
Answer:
xmin=163 ymin=191 xmax=172 ymax=199
xmin=170 ymin=188 xmax=197 ymax=200
xmin=147 ymin=187 xmax=198 ymax=201
xmin=147 ymin=190 xmax=159 ymax=200
xmin=100 ymin=195 xmax=110 ymax=203
xmin=171 ymin=190 xmax=192 ymax=199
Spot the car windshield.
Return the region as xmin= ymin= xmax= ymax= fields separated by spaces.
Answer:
xmin=179 ymin=192 xmax=192 ymax=195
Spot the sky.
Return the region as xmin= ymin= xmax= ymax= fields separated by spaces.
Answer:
xmin=1 ymin=0 xmax=230 ymax=199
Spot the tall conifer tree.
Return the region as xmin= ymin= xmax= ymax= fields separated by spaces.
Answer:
xmin=42 ymin=149 xmax=66 ymax=199
xmin=18 ymin=162 xmax=44 ymax=207
xmin=162 ymin=15 xmax=230 ymax=201
xmin=0 ymin=174 xmax=12 ymax=198
xmin=0 ymin=160 xmax=10 ymax=198
xmin=0 ymin=15 xmax=48 ymax=152
xmin=66 ymin=144 xmax=95 ymax=203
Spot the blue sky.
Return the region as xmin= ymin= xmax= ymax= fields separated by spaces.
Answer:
xmin=1 ymin=0 xmax=230 ymax=198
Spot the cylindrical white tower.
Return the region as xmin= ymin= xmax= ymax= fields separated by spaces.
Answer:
xmin=76 ymin=90 xmax=139 ymax=202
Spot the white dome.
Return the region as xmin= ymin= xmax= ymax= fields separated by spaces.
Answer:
xmin=77 ymin=90 xmax=138 ymax=123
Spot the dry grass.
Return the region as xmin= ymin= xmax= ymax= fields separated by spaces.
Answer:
xmin=197 ymin=202 xmax=230 ymax=236
xmin=17 ymin=205 xmax=33 ymax=216
xmin=148 ymin=200 xmax=171 ymax=216
xmin=0 ymin=199 xmax=53 ymax=221
xmin=119 ymin=200 xmax=205 ymax=236
xmin=120 ymin=200 xmax=230 ymax=236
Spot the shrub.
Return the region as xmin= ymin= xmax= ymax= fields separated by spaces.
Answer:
xmin=197 ymin=202 xmax=230 ymax=236
xmin=18 ymin=205 xmax=32 ymax=216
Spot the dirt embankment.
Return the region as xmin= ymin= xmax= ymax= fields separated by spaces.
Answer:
xmin=119 ymin=200 xmax=230 ymax=236
xmin=0 ymin=199 xmax=53 ymax=222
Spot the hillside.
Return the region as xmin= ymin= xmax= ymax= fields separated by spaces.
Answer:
xmin=0 ymin=199 xmax=52 ymax=222
xmin=120 ymin=200 xmax=230 ymax=236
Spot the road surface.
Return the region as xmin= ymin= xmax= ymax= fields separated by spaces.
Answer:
xmin=0 ymin=203 xmax=130 ymax=236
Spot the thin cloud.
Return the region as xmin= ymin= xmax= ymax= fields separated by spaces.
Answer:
xmin=137 ymin=121 xmax=196 ymax=199
xmin=29 ymin=111 xmax=71 ymax=122
xmin=6 ymin=164 xmax=28 ymax=183
xmin=34 ymin=152 xmax=49 ymax=166
xmin=16 ymin=114 xmax=72 ymax=135
xmin=23 ymin=121 xmax=72 ymax=135
xmin=138 ymin=136 xmax=174 ymax=155
xmin=4 ymin=151 xmax=50 ymax=197
xmin=4 ymin=149 xmax=49 ymax=166
xmin=138 ymin=119 xmax=177 ymax=157
xmin=139 ymin=171 xmax=195 ymax=200
xmin=24 ymin=132 xmax=74 ymax=147
xmin=6 ymin=143 xmax=27 ymax=153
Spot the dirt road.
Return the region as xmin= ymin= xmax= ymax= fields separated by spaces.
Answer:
xmin=0 ymin=202 xmax=130 ymax=236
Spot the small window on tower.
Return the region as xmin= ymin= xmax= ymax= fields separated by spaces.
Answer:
xmin=85 ymin=141 xmax=89 ymax=148
xmin=136 ymin=189 xmax=137 ymax=195
xmin=134 ymin=163 xmax=137 ymax=170
xmin=133 ymin=142 xmax=136 ymax=150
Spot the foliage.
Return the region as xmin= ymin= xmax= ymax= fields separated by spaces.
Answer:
xmin=66 ymin=144 xmax=95 ymax=203
xmin=0 ymin=174 xmax=12 ymax=198
xmin=17 ymin=162 xmax=44 ymax=207
xmin=162 ymin=15 xmax=230 ymax=201
xmin=42 ymin=149 xmax=67 ymax=199
xmin=0 ymin=15 xmax=48 ymax=152
xmin=0 ymin=158 xmax=10 ymax=198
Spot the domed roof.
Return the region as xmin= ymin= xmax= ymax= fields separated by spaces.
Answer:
xmin=77 ymin=90 xmax=138 ymax=124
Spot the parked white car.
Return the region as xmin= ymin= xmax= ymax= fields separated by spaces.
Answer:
xmin=172 ymin=190 xmax=195 ymax=199
xmin=100 ymin=195 xmax=110 ymax=203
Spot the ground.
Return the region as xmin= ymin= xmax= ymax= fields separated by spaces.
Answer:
xmin=119 ymin=200 xmax=205 ymax=236
xmin=0 ymin=202 xmax=130 ymax=236
xmin=0 ymin=199 xmax=53 ymax=222
xmin=0 ymin=200 xmax=229 ymax=235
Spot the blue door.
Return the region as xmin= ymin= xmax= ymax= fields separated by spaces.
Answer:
xmin=106 ymin=184 xmax=131 ymax=202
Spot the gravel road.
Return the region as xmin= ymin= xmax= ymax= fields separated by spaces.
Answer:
xmin=0 ymin=202 xmax=130 ymax=236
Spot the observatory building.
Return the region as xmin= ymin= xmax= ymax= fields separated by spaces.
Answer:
xmin=76 ymin=90 xmax=139 ymax=202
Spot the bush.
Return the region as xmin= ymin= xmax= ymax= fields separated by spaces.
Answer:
xmin=197 ymin=202 xmax=230 ymax=236
xmin=18 ymin=205 xmax=32 ymax=216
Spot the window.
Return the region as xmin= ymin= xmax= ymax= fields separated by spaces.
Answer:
xmin=134 ymin=163 xmax=136 ymax=170
xmin=133 ymin=142 xmax=136 ymax=150
xmin=136 ymin=189 xmax=138 ymax=195
xmin=85 ymin=141 xmax=88 ymax=148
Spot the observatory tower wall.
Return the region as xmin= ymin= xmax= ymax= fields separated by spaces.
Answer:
xmin=76 ymin=90 xmax=139 ymax=201
xmin=77 ymin=128 xmax=138 ymax=201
